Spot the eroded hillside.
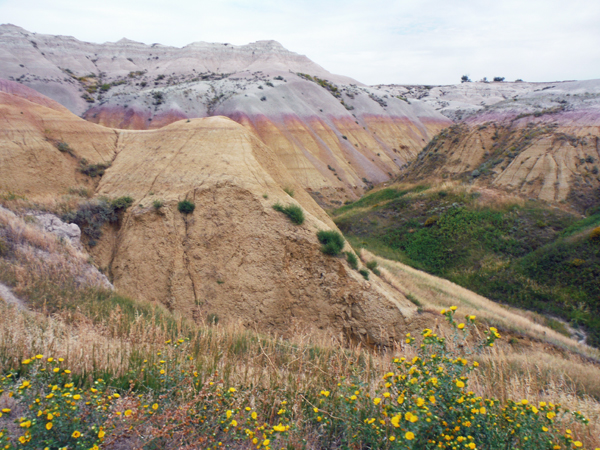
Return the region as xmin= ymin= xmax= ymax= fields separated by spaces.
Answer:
xmin=391 ymin=80 xmax=600 ymax=211
xmin=0 ymin=85 xmax=420 ymax=345
xmin=0 ymin=24 xmax=451 ymax=206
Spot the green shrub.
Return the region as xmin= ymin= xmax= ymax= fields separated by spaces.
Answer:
xmin=62 ymin=197 xmax=133 ymax=245
xmin=152 ymin=199 xmax=164 ymax=211
xmin=590 ymin=226 xmax=600 ymax=241
xmin=345 ymin=251 xmax=358 ymax=269
xmin=178 ymin=200 xmax=195 ymax=215
xmin=366 ymin=260 xmax=381 ymax=276
xmin=110 ymin=196 xmax=133 ymax=211
xmin=317 ymin=230 xmax=345 ymax=256
xmin=273 ymin=203 xmax=305 ymax=225
xmin=283 ymin=187 xmax=294 ymax=197
xmin=358 ymin=268 xmax=369 ymax=280
xmin=78 ymin=159 xmax=111 ymax=178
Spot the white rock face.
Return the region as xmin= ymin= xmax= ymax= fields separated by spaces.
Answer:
xmin=34 ymin=213 xmax=81 ymax=248
xmin=379 ymin=79 xmax=600 ymax=122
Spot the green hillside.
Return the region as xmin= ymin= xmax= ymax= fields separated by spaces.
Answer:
xmin=333 ymin=184 xmax=600 ymax=346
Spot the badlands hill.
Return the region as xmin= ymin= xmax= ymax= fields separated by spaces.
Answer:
xmin=0 ymin=24 xmax=450 ymax=206
xmin=382 ymin=80 xmax=600 ymax=211
xmin=0 ymin=79 xmax=419 ymax=345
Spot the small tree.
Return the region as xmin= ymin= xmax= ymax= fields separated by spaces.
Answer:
xmin=493 ymin=76 xmax=505 ymax=82
xmin=460 ymin=75 xmax=471 ymax=83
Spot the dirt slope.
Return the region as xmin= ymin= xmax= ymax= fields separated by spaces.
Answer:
xmin=0 ymin=88 xmax=417 ymax=344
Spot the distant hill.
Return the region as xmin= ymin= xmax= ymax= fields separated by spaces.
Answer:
xmin=0 ymin=24 xmax=451 ymax=207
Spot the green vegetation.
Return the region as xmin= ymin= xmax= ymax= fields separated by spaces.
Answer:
xmin=317 ymin=230 xmax=345 ymax=256
xmin=333 ymin=184 xmax=600 ymax=346
xmin=78 ymin=159 xmax=111 ymax=178
xmin=272 ymin=203 xmax=305 ymax=225
xmin=359 ymin=268 xmax=370 ymax=280
xmin=283 ymin=187 xmax=294 ymax=197
xmin=152 ymin=199 xmax=164 ymax=211
xmin=366 ymin=260 xmax=381 ymax=276
xmin=62 ymin=196 xmax=133 ymax=245
xmin=345 ymin=251 xmax=358 ymax=269
xmin=0 ymin=311 xmax=590 ymax=449
xmin=177 ymin=199 xmax=195 ymax=215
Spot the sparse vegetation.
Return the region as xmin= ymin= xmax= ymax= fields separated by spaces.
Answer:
xmin=177 ymin=199 xmax=195 ymax=215
xmin=272 ymin=203 xmax=305 ymax=225
xmin=359 ymin=268 xmax=369 ymax=280
xmin=283 ymin=187 xmax=294 ymax=197
xmin=62 ymin=196 xmax=133 ymax=245
xmin=78 ymin=159 xmax=111 ymax=178
xmin=345 ymin=251 xmax=358 ymax=269
xmin=317 ymin=230 xmax=345 ymax=256
xmin=366 ymin=259 xmax=381 ymax=276
xmin=152 ymin=199 xmax=164 ymax=211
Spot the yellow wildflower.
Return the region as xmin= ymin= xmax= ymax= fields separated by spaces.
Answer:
xmin=72 ymin=431 xmax=81 ymax=438
xmin=405 ymin=431 xmax=415 ymax=440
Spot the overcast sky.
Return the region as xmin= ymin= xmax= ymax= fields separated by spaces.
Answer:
xmin=1 ymin=0 xmax=599 ymax=85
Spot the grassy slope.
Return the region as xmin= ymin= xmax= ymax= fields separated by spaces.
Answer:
xmin=333 ymin=183 xmax=600 ymax=346
xmin=0 ymin=198 xmax=599 ymax=447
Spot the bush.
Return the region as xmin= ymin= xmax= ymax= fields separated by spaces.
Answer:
xmin=493 ymin=76 xmax=505 ymax=82
xmin=78 ymin=159 xmax=111 ymax=178
xmin=110 ymin=196 xmax=133 ymax=211
xmin=178 ymin=200 xmax=195 ymax=215
xmin=590 ymin=226 xmax=600 ymax=241
xmin=345 ymin=251 xmax=358 ymax=269
xmin=152 ymin=200 xmax=164 ymax=211
xmin=273 ymin=203 xmax=305 ymax=225
xmin=366 ymin=260 xmax=381 ymax=276
xmin=317 ymin=230 xmax=345 ymax=256
xmin=358 ymin=268 xmax=369 ymax=280
xmin=62 ymin=196 xmax=133 ymax=244
xmin=283 ymin=187 xmax=294 ymax=197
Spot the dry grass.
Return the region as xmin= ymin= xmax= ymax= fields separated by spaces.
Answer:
xmin=0 ymin=205 xmax=599 ymax=447
xmin=364 ymin=248 xmax=600 ymax=361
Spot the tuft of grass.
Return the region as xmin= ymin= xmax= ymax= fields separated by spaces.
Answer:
xmin=358 ymin=268 xmax=369 ymax=280
xmin=177 ymin=199 xmax=195 ymax=215
xmin=317 ymin=230 xmax=345 ymax=256
xmin=283 ymin=187 xmax=294 ymax=197
xmin=152 ymin=199 xmax=164 ymax=211
xmin=344 ymin=251 xmax=358 ymax=270
xmin=366 ymin=260 xmax=381 ymax=276
xmin=273 ymin=203 xmax=305 ymax=225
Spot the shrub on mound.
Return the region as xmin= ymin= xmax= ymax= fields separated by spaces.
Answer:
xmin=317 ymin=230 xmax=344 ymax=255
xmin=178 ymin=200 xmax=195 ymax=215
xmin=590 ymin=226 xmax=600 ymax=241
xmin=273 ymin=203 xmax=305 ymax=225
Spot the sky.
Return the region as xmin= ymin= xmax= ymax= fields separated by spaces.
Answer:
xmin=1 ymin=0 xmax=599 ymax=85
